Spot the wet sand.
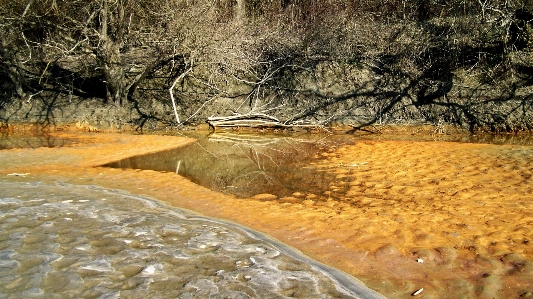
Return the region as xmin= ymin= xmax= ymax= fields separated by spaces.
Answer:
xmin=1 ymin=132 xmax=532 ymax=298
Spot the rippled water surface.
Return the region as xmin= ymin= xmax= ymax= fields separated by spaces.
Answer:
xmin=3 ymin=130 xmax=533 ymax=298
xmin=0 ymin=181 xmax=382 ymax=299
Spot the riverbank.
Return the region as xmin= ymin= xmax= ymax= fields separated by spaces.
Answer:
xmin=1 ymin=131 xmax=532 ymax=298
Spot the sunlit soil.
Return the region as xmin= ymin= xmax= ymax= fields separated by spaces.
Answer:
xmin=1 ymin=131 xmax=532 ymax=298
xmin=307 ymin=139 xmax=533 ymax=298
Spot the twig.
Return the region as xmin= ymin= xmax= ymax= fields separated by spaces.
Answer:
xmin=21 ymin=0 xmax=33 ymax=18
xmin=7 ymin=173 xmax=30 ymax=177
xmin=169 ymin=67 xmax=193 ymax=124
xmin=175 ymin=160 xmax=181 ymax=174
xmin=180 ymin=95 xmax=217 ymax=126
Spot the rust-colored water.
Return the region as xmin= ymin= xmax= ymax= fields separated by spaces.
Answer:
xmin=1 ymin=131 xmax=532 ymax=298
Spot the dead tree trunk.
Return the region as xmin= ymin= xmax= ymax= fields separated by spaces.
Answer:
xmin=100 ymin=43 xmax=127 ymax=105
xmin=97 ymin=0 xmax=128 ymax=105
xmin=235 ymin=0 xmax=246 ymax=24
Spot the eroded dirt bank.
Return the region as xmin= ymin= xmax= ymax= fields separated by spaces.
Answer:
xmin=1 ymin=132 xmax=532 ymax=299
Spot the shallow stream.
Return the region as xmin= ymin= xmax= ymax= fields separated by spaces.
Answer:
xmin=104 ymin=131 xmax=533 ymax=202
xmin=104 ymin=132 xmax=345 ymax=200
xmin=2 ymin=130 xmax=533 ymax=298
xmin=0 ymin=181 xmax=380 ymax=299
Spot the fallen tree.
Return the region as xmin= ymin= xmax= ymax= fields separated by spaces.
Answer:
xmin=207 ymin=113 xmax=285 ymax=130
xmin=206 ymin=113 xmax=327 ymax=131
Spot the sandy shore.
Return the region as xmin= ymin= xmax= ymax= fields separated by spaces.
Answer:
xmin=1 ymin=131 xmax=532 ymax=298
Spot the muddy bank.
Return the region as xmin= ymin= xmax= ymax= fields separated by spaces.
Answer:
xmin=1 ymin=132 xmax=532 ymax=298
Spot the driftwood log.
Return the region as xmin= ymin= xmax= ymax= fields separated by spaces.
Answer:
xmin=206 ymin=114 xmax=288 ymax=130
xmin=206 ymin=113 xmax=330 ymax=132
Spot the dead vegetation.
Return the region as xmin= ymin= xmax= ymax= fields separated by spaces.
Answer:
xmin=1 ymin=0 xmax=532 ymax=132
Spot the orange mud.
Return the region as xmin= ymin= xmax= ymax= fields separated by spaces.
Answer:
xmin=1 ymin=132 xmax=532 ymax=299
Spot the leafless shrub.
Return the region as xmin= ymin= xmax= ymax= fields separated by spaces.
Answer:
xmin=1 ymin=0 xmax=532 ymax=131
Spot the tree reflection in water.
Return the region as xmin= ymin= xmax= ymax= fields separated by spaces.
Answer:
xmin=105 ymin=131 xmax=533 ymax=201
xmin=105 ymin=132 xmax=347 ymax=200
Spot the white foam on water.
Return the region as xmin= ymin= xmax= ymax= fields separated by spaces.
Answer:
xmin=95 ymin=290 xmax=120 ymax=299
xmin=141 ymin=263 xmax=164 ymax=275
xmin=101 ymin=214 xmax=120 ymax=223
xmin=75 ymin=244 xmax=91 ymax=251
xmin=172 ymin=252 xmax=190 ymax=259
xmin=80 ymin=259 xmax=114 ymax=272
xmin=184 ymin=279 xmax=219 ymax=293
xmin=77 ymin=210 xmax=98 ymax=218
xmin=0 ymin=197 xmax=20 ymax=205
xmin=0 ymin=249 xmax=16 ymax=260
xmin=161 ymin=224 xmax=187 ymax=234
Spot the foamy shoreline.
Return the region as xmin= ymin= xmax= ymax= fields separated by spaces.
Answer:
xmin=0 ymin=181 xmax=384 ymax=299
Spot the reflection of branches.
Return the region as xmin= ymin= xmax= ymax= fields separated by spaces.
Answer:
xmin=231 ymin=141 xmax=284 ymax=189
xmin=209 ymin=132 xmax=330 ymax=149
xmin=208 ymin=133 xmax=281 ymax=146
xmin=233 ymin=143 xmax=279 ymax=171
xmin=233 ymin=169 xmax=283 ymax=190
xmin=206 ymin=132 xmax=324 ymax=192
xmin=0 ymin=133 xmax=66 ymax=149
xmin=192 ymin=141 xmax=219 ymax=159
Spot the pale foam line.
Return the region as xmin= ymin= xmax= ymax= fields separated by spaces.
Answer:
xmin=78 ymin=183 xmax=387 ymax=299
xmin=0 ymin=180 xmax=386 ymax=299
